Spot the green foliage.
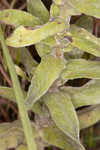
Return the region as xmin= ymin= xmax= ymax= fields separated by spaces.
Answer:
xmin=0 ymin=0 xmax=100 ymax=150
xmin=6 ymin=18 xmax=66 ymax=47
xmin=0 ymin=9 xmax=42 ymax=27
xmin=26 ymin=55 xmax=66 ymax=108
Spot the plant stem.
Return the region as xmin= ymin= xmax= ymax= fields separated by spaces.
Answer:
xmin=0 ymin=25 xmax=37 ymax=150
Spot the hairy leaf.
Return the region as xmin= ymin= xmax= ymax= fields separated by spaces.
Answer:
xmin=66 ymin=0 xmax=100 ymax=18
xmin=60 ymin=2 xmax=81 ymax=17
xmin=35 ymin=43 xmax=51 ymax=57
xmin=1 ymin=86 xmax=100 ymax=130
xmin=50 ymin=3 xmax=60 ymax=18
xmin=40 ymin=124 xmax=85 ymax=150
xmin=61 ymin=80 xmax=100 ymax=108
xmin=61 ymin=59 xmax=100 ymax=80
xmin=44 ymin=91 xmax=79 ymax=139
xmin=0 ymin=9 xmax=41 ymax=27
xmin=6 ymin=18 xmax=66 ymax=47
xmin=64 ymin=47 xmax=83 ymax=59
xmin=0 ymin=120 xmax=37 ymax=150
xmin=35 ymin=36 xmax=56 ymax=57
xmin=78 ymin=105 xmax=100 ymax=129
xmin=65 ymin=25 xmax=100 ymax=57
xmin=27 ymin=0 xmax=49 ymax=23
xmin=25 ymin=55 xmax=65 ymax=108
xmin=43 ymin=91 xmax=85 ymax=150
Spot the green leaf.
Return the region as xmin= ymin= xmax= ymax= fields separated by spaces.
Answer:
xmin=0 ymin=86 xmax=43 ymax=115
xmin=0 ymin=86 xmax=16 ymax=102
xmin=6 ymin=18 xmax=66 ymax=47
xmin=61 ymin=80 xmax=100 ymax=108
xmin=0 ymin=120 xmax=37 ymax=150
xmin=0 ymin=121 xmax=24 ymax=150
xmin=15 ymin=65 xmax=28 ymax=80
xmin=25 ymin=55 xmax=65 ymax=108
xmin=60 ymin=2 xmax=81 ymax=17
xmin=20 ymin=48 xmax=38 ymax=75
xmin=75 ymin=16 xmax=93 ymax=33
xmin=35 ymin=43 xmax=51 ymax=57
xmin=40 ymin=124 xmax=85 ymax=150
xmin=44 ymin=91 xmax=79 ymax=139
xmin=43 ymin=91 xmax=85 ymax=150
xmin=27 ymin=0 xmax=49 ymax=23
xmin=61 ymin=59 xmax=100 ymax=80
xmin=78 ymin=105 xmax=100 ymax=129
xmin=64 ymin=47 xmax=83 ymax=59
xmin=50 ymin=3 xmax=60 ymax=18
xmin=65 ymin=25 xmax=100 ymax=57
xmin=35 ymin=36 xmax=56 ymax=57
xmin=53 ymin=0 xmax=63 ymax=5
xmin=66 ymin=0 xmax=100 ymax=18
xmin=16 ymin=145 xmax=28 ymax=150
xmin=0 ymin=9 xmax=41 ymax=27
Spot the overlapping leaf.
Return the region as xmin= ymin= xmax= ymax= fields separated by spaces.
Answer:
xmin=40 ymin=123 xmax=84 ymax=150
xmin=1 ymin=86 xmax=100 ymax=130
xmin=0 ymin=9 xmax=41 ymax=27
xmin=25 ymin=55 xmax=65 ymax=108
xmin=75 ymin=16 xmax=93 ymax=33
xmin=78 ymin=105 xmax=100 ymax=129
xmin=0 ymin=86 xmax=16 ymax=102
xmin=61 ymin=59 xmax=100 ymax=80
xmin=66 ymin=0 xmax=100 ymax=18
xmin=55 ymin=0 xmax=100 ymax=18
xmin=43 ymin=91 xmax=85 ymax=150
xmin=0 ymin=120 xmax=37 ymax=150
xmin=27 ymin=0 xmax=49 ymax=23
xmin=0 ymin=86 xmax=43 ymax=115
xmin=61 ymin=80 xmax=100 ymax=108
xmin=20 ymin=48 xmax=38 ymax=75
xmin=43 ymin=91 xmax=79 ymax=139
xmin=65 ymin=25 xmax=100 ymax=57
xmin=6 ymin=18 xmax=66 ymax=47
